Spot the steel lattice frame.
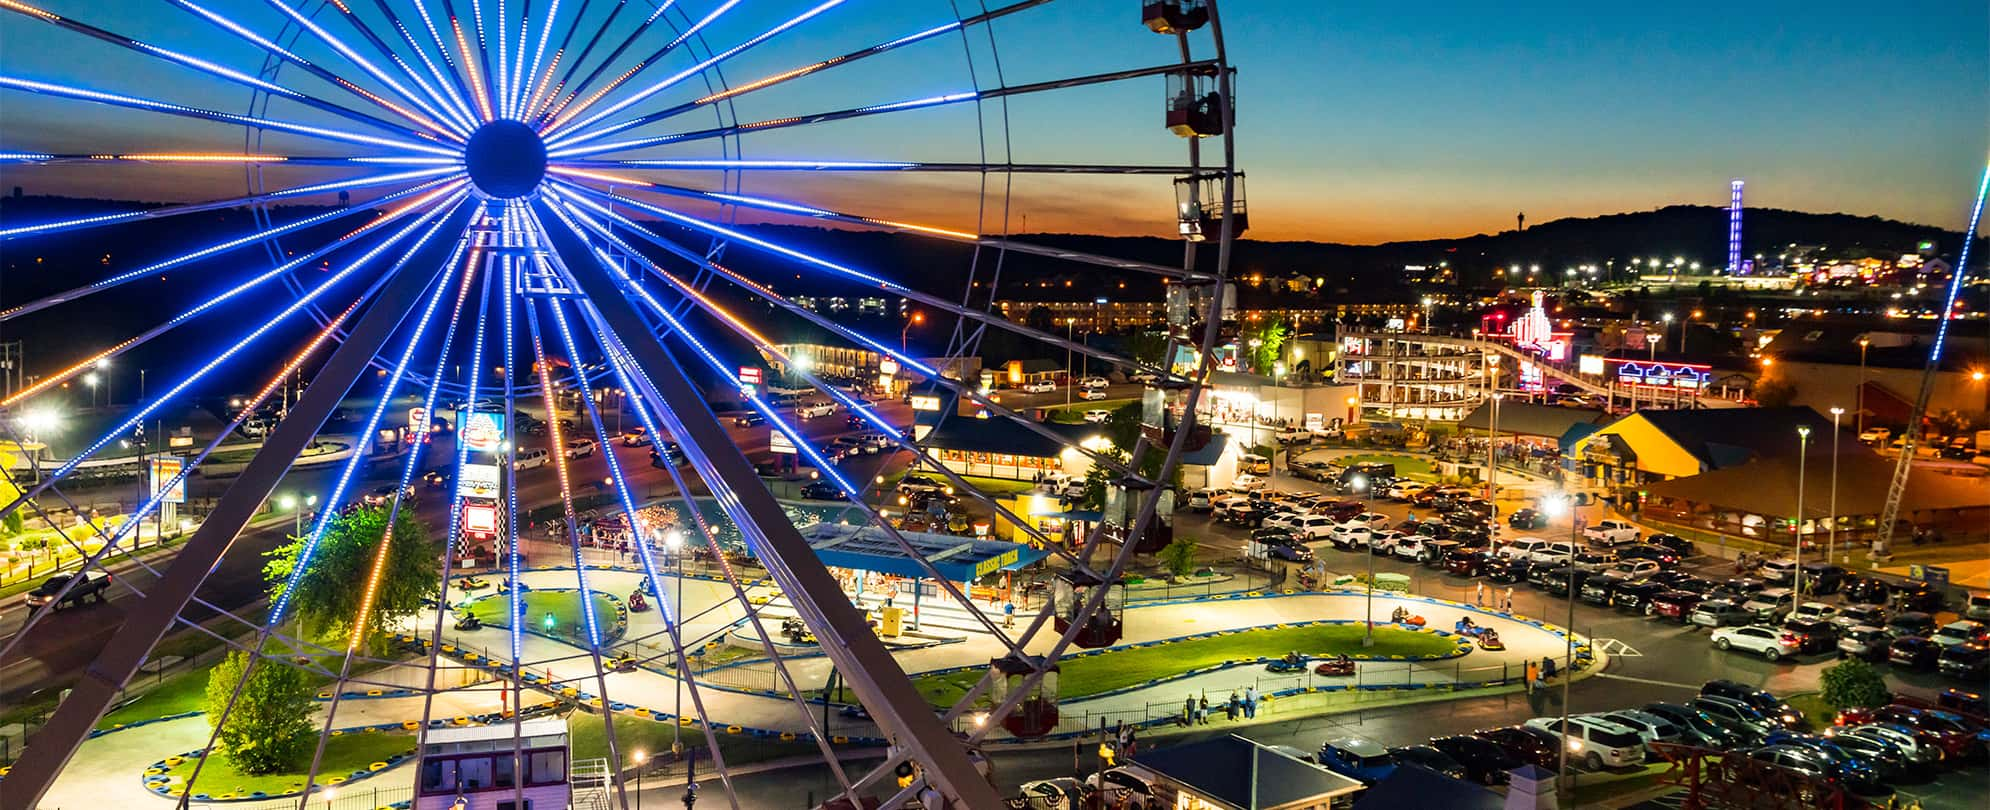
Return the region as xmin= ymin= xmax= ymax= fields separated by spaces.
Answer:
xmin=0 ymin=2 xmax=1240 ymax=807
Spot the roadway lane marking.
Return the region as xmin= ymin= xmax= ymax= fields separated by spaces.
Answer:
xmin=1594 ymin=638 xmax=1643 ymax=657
xmin=1591 ymin=672 xmax=1699 ymax=690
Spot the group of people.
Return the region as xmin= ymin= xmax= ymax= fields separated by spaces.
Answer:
xmin=1181 ymin=687 xmax=1263 ymax=725
xmin=1475 ymin=582 xmax=1516 ymax=612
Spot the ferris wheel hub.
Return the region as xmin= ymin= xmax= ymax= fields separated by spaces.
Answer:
xmin=464 ymin=119 xmax=547 ymax=199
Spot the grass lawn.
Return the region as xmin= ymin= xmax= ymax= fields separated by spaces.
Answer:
xmin=956 ymin=475 xmax=1038 ymax=496
xmin=100 ymin=669 xmax=210 ymax=729
xmin=568 ymin=713 xmax=828 ymax=767
xmin=467 ymin=590 xmax=624 ymax=643
xmin=873 ymin=624 xmax=1459 ymax=708
xmin=164 ymin=730 xmax=415 ymax=798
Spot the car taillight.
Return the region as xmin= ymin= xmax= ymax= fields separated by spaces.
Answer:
xmin=1782 ymin=633 xmax=1800 ymax=645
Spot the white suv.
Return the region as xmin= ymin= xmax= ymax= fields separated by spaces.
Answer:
xmin=1582 ymin=520 xmax=1640 ymax=547
xmin=1528 ymin=540 xmax=1582 ymax=566
xmin=1499 ymin=538 xmax=1549 ymax=561
xmin=1710 ymin=624 xmax=1800 ymax=661
xmin=1524 ymin=716 xmax=1647 ymax=770
xmin=1021 ymin=380 xmax=1055 ymax=394
xmin=1294 ymin=515 xmax=1339 ymax=541
xmin=1079 ymin=377 xmax=1109 ymax=390
xmin=1758 ymin=558 xmax=1798 ymax=585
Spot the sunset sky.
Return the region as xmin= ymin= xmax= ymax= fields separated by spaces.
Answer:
xmin=1 ymin=0 xmax=1984 ymax=244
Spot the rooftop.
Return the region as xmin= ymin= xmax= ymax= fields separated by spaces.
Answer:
xmin=1131 ymin=734 xmax=1365 ymax=810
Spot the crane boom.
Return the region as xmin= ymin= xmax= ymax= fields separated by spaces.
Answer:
xmin=1873 ymin=162 xmax=1989 ymax=559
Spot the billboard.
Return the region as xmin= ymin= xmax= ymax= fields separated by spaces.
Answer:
xmin=458 ymin=410 xmax=506 ymax=453
xmin=458 ymin=463 xmax=500 ymax=500
xmin=910 ymin=395 xmax=941 ymax=412
xmin=462 ymin=503 xmax=498 ymax=539
xmin=1578 ymin=354 xmax=1605 ymax=376
xmin=148 ymin=457 xmax=185 ymax=504
xmin=408 ymin=407 xmax=429 ymax=434
xmin=770 ymin=430 xmax=796 ymax=455
xmin=738 ymin=366 xmax=763 ymax=385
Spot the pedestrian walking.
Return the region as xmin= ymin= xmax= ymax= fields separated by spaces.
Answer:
xmin=1524 ymin=660 xmax=1538 ymax=694
xmin=1003 ymin=601 xmax=1016 ymax=629
xmin=1226 ymin=691 xmax=1240 ymax=721
xmin=1197 ymin=695 xmax=1210 ymax=725
xmin=1475 ymin=582 xmax=1486 ymax=606
xmin=1243 ymin=686 xmax=1258 ymax=719
xmin=1503 ymin=587 xmax=1515 ymax=612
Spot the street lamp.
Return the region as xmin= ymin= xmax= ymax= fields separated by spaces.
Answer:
xmin=1793 ymin=425 xmax=1811 ymax=615
xmin=84 ymin=371 xmax=100 ymax=408
xmin=1542 ymin=494 xmax=1578 ymax=793
xmin=1353 ymin=475 xmax=1376 ymax=647
xmin=665 ymin=528 xmax=686 ymax=751
xmin=1645 ymin=333 xmax=1659 ymax=361
xmin=1828 ymin=408 xmax=1843 ymax=564
xmin=632 ymin=750 xmax=647 ymax=810
xmin=1856 ymin=337 xmax=1870 ymax=437
xmin=1486 ymin=393 xmax=1504 ymax=504
xmin=900 ymin=311 xmax=924 ymax=353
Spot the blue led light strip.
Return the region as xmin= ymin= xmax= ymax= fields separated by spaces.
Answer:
xmin=270 ymin=198 xmax=474 ymax=622
xmin=257 ymin=0 xmax=470 ymax=137
xmin=0 ymin=167 xmax=460 ymax=240
xmin=521 ymin=296 xmax=604 ymax=647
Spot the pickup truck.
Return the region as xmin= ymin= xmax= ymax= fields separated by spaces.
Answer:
xmin=25 ymin=570 xmax=110 ymax=611
xmin=1582 ymin=520 xmax=1640 ymax=547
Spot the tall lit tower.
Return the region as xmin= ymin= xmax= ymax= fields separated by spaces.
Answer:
xmin=1727 ymin=179 xmax=1744 ymax=274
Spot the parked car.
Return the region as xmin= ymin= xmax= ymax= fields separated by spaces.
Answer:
xmin=1885 ymin=611 xmax=1937 ymax=641
xmin=1827 ymin=725 xmax=1943 ymax=774
xmin=1749 ymin=744 xmax=1878 ymax=790
xmin=1889 ymin=637 xmax=1942 ymax=671
xmin=1020 ymin=380 xmax=1056 ymax=394
xmin=1316 ymin=737 xmax=1397 ymax=785
xmin=1497 ymin=538 xmax=1549 ymax=561
xmin=1780 ymin=618 xmax=1839 ymax=655
xmin=1611 ymin=581 xmax=1666 ymax=613
xmin=1837 ymin=626 xmax=1891 ymax=662
xmin=1690 ymin=598 xmax=1753 ymax=628
xmin=1290 ymin=459 xmax=1336 ymax=483
xmin=564 ymin=437 xmax=598 ymax=458
xmin=1690 ymin=696 xmax=1779 ymax=741
xmin=1524 ymin=716 xmax=1646 ymax=770
xmin=1641 ymin=703 xmax=1744 ymax=748
xmin=1890 ymin=581 xmax=1945 ymax=613
xmin=1390 ymin=535 xmax=1436 ymax=563
xmin=1507 ymin=508 xmax=1547 ymax=529
xmin=1741 ymin=588 xmax=1798 ymax=622
xmin=1799 ymin=563 xmax=1848 ymax=595
xmin=1939 ymin=643 xmax=1990 ymax=682
xmin=1931 ymin=620 xmax=1988 ymax=649
xmin=1614 ymin=543 xmax=1681 ymax=568
xmin=1599 ymin=559 xmax=1661 ymax=582
xmin=1582 ymin=519 xmax=1640 ymax=547
xmin=1597 ymin=709 xmax=1685 ymax=747
xmin=1702 ymin=680 xmax=1806 ymax=729
xmin=1963 ymin=592 xmax=1990 ymax=622
xmin=1426 ymin=734 xmax=1519 ymax=785
xmin=1827 ymin=605 xmax=1887 ymax=635
xmin=1842 ymin=576 xmax=1891 ymax=605
xmin=1387 ymin=745 xmax=1467 ymax=781
xmin=1711 ymin=625 xmax=1801 ymax=661
xmin=1648 ymin=589 xmax=1704 ymax=622
xmin=25 ymin=571 xmax=110 ymax=611
xmin=1569 ymin=550 xmax=1618 ymax=574
xmin=1446 ymin=550 xmax=1500 ymax=578
xmin=1078 ymin=376 xmax=1109 ymax=390
xmin=619 ymin=427 xmax=651 ymax=446
xmin=1644 ymin=533 xmax=1696 ymax=557
xmin=1759 ymin=558 xmax=1799 ymax=585
xmin=1487 ymin=558 xmax=1533 ymax=585
xmin=1832 ymin=706 xmax=1983 ymax=762
xmin=1473 ymin=726 xmax=1561 ymax=772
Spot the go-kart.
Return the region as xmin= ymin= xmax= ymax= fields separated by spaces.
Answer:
xmin=1454 ymin=618 xmax=1486 ymax=637
xmin=608 ymin=653 xmax=639 ymax=673
xmin=453 ymin=612 xmax=483 ymax=631
xmin=1475 ymin=628 xmax=1505 ymax=651
xmin=1313 ymin=658 xmax=1356 ymax=676
xmin=1390 ymin=609 xmax=1427 ymax=627
xmin=1266 ymin=656 xmax=1309 ymax=673
xmin=458 ymin=576 xmax=491 ymax=590
xmin=627 ymin=592 xmax=650 ymax=612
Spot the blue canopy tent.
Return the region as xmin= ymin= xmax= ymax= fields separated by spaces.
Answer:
xmin=798 ymin=522 xmax=1050 ymax=630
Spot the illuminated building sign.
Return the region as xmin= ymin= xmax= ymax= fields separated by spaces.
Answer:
xmin=462 ymin=503 xmax=497 ymax=539
xmin=910 ymin=395 xmax=942 ymax=412
xmin=459 ymin=463 xmax=500 ymax=500
xmin=458 ymin=411 xmax=507 ymax=452
xmin=1610 ymin=359 xmax=1711 ymax=390
xmin=1578 ymin=355 xmax=1605 ymax=376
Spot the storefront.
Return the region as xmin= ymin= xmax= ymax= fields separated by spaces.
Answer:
xmin=919 ymin=419 xmax=1109 ymax=483
xmin=799 ymin=522 xmax=1049 ymax=630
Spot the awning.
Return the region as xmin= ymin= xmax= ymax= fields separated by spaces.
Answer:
xmin=799 ymin=522 xmax=1049 ymax=582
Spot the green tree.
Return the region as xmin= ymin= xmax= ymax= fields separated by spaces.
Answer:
xmin=1080 ymin=461 xmax=1113 ymax=512
xmin=264 ymin=505 xmax=439 ymax=644
xmin=1819 ymin=658 xmax=1890 ymax=712
xmin=1754 ymin=375 xmax=1799 ymax=408
xmin=1240 ymin=317 xmax=1289 ymax=375
xmin=1158 ymin=536 xmax=1199 ymax=580
xmin=1123 ymin=330 xmax=1173 ymax=368
xmin=203 ymin=651 xmax=316 ymax=775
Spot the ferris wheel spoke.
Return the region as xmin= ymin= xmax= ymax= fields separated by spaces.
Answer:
xmin=526 ymin=0 xmax=629 ymax=123
xmin=543 ymin=184 xmax=1141 ymax=483
xmin=164 ymin=0 xmax=462 ymax=138
xmin=4 ymin=153 xmax=457 ymax=167
xmin=0 ymin=166 xmax=459 ymax=241
xmin=0 ymin=177 xmax=459 ymax=323
xmin=321 ymin=0 xmax=484 ymax=134
xmin=540 ymin=0 xmax=737 ymax=132
xmin=544 ymin=197 xmax=1098 ymax=571
xmin=256 ymin=0 xmax=472 ymax=138
xmin=553 ymin=157 xmax=1196 ymax=174
xmin=560 ymin=0 xmax=1050 ymax=140
xmin=515 ymin=0 xmax=596 ymax=121
xmin=0 ymin=75 xmax=458 ymax=155
xmin=0 ymin=1 xmax=451 ymax=142
xmin=395 ymin=0 xmax=487 ymax=125
xmin=532 ymin=0 xmax=688 ymax=128
xmin=364 ymin=0 xmax=485 ymax=129
xmin=547 ymin=0 xmax=844 ymax=139
xmin=0 ymin=183 xmax=465 ymax=422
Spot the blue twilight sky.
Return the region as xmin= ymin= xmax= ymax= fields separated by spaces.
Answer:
xmin=0 ymin=0 xmax=1984 ymax=243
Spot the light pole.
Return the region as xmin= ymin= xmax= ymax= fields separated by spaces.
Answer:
xmin=1856 ymin=337 xmax=1869 ymax=437
xmin=1065 ymin=318 xmax=1076 ymax=408
xmin=632 ymin=750 xmax=646 ymax=810
xmin=1828 ymin=408 xmax=1843 ymax=564
xmin=665 ymin=528 xmax=685 ymax=752
xmin=1661 ymin=312 xmax=1674 ymax=353
xmin=83 ymin=372 xmax=99 ymax=409
xmin=1544 ymin=494 xmax=1578 ymax=795
xmin=1793 ymin=425 xmax=1811 ymax=614
xmin=1486 ymin=393 xmax=1504 ymax=504
xmin=900 ymin=311 xmax=924 ymax=353
xmin=1645 ymin=333 xmax=1659 ymax=361
xmin=1355 ymin=475 xmax=1376 ymax=647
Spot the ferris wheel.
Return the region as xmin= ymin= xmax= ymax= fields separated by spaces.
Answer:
xmin=0 ymin=1 xmax=1240 ymax=807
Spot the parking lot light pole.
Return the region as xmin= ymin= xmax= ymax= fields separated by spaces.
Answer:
xmin=1544 ymin=494 xmax=1578 ymax=795
xmin=1827 ymin=408 xmax=1842 ymax=565
xmin=1356 ymin=475 xmax=1375 ymax=647
xmin=1793 ymin=425 xmax=1810 ymax=616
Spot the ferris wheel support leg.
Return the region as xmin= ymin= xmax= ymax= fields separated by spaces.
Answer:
xmin=0 ymin=252 xmax=451 ymax=810
xmin=562 ymin=255 xmax=1005 ymax=809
